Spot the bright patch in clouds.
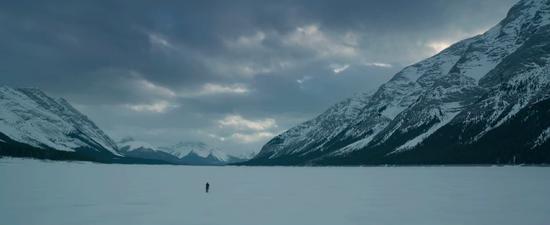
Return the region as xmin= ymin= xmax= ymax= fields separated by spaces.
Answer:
xmin=285 ymin=25 xmax=358 ymax=58
xmin=364 ymin=62 xmax=393 ymax=68
xmin=427 ymin=41 xmax=451 ymax=53
xmin=231 ymin=132 xmax=275 ymax=143
xmin=330 ymin=64 xmax=350 ymax=74
xmin=147 ymin=32 xmax=173 ymax=49
xmin=214 ymin=115 xmax=278 ymax=144
xmin=173 ymin=83 xmax=250 ymax=98
xmin=226 ymin=31 xmax=266 ymax=49
xmin=126 ymin=100 xmax=176 ymax=113
xmin=208 ymin=60 xmax=274 ymax=77
xmin=136 ymin=78 xmax=177 ymax=98
xmin=426 ymin=28 xmax=488 ymax=54
xmin=218 ymin=115 xmax=277 ymax=131
xmin=200 ymin=83 xmax=250 ymax=95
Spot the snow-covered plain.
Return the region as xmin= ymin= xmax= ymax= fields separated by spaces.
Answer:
xmin=1 ymin=158 xmax=549 ymax=225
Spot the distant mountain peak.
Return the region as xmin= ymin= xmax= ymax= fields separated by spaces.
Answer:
xmin=116 ymin=138 xmax=245 ymax=165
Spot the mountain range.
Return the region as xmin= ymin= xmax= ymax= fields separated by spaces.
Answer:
xmin=118 ymin=138 xmax=248 ymax=165
xmin=0 ymin=86 xmax=243 ymax=165
xmin=2 ymin=0 xmax=549 ymax=166
xmin=246 ymin=0 xmax=550 ymax=165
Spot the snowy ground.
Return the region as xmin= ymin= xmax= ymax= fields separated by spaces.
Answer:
xmin=1 ymin=158 xmax=549 ymax=225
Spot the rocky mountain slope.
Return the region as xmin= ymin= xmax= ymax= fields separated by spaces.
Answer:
xmin=247 ymin=0 xmax=550 ymax=165
xmin=0 ymin=86 xmax=123 ymax=162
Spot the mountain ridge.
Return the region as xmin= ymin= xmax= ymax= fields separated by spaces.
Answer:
xmin=118 ymin=139 xmax=248 ymax=165
xmin=246 ymin=0 xmax=550 ymax=166
xmin=0 ymin=86 xmax=122 ymax=162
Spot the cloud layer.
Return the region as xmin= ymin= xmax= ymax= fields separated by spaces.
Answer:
xmin=0 ymin=0 xmax=519 ymax=154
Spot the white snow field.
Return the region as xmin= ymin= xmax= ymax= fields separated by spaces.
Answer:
xmin=1 ymin=158 xmax=549 ymax=225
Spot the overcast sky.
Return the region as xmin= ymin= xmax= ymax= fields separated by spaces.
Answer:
xmin=0 ymin=0 xmax=519 ymax=155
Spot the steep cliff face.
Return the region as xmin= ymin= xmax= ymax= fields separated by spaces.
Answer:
xmin=249 ymin=0 xmax=550 ymax=165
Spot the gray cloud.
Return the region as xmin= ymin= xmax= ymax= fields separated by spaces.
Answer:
xmin=0 ymin=0 xmax=519 ymax=155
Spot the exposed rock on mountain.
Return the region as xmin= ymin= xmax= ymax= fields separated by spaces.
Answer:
xmin=248 ymin=0 xmax=550 ymax=165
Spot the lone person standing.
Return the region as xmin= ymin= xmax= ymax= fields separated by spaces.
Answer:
xmin=205 ymin=182 xmax=210 ymax=193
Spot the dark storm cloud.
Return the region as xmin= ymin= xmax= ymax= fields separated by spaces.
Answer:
xmin=0 ymin=0 xmax=519 ymax=154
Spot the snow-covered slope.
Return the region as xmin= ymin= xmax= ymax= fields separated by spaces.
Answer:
xmin=249 ymin=0 xmax=550 ymax=165
xmin=0 ymin=86 xmax=120 ymax=160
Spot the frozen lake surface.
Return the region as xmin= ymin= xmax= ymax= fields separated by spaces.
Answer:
xmin=1 ymin=158 xmax=549 ymax=225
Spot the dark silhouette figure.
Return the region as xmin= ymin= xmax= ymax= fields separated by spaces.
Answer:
xmin=206 ymin=182 xmax=210 ymax=193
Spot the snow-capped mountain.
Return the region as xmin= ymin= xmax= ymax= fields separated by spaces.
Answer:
xmin=248 ymin=0 xmax=550 ymax=165
xmin=118 ymin=139 xmax=245 ymax=165
xmin=117 ymin=137 xmax=183 ymax=164
xmin=159 ymin=141 xmax=214 ymax=159
xmin=0 ymin=86 xmax=121 ymax=161
xmin=159 ymin=141 xmax=246 ymax=165
xmin=0 ymin=87 xmax=244 ymax=165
